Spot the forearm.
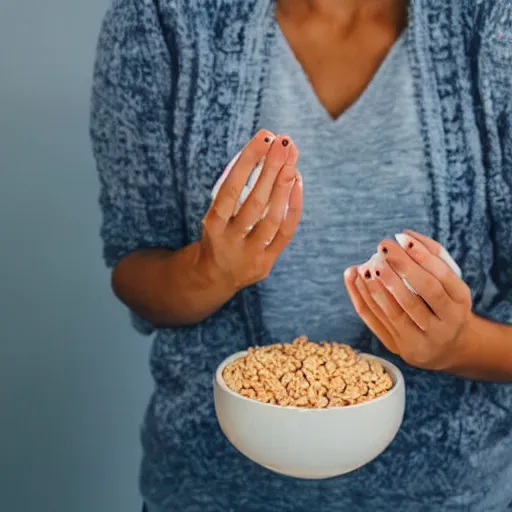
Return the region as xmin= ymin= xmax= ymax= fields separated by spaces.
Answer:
xmin=444 ymin=313 xmax=512 ymax=382
xmin=112 ymin=242 xmax=236 ymax=327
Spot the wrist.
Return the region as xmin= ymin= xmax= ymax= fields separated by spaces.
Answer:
xmin=191 ymin=241 xmax=239 ymax=299
xmin=438 ymin=313 xmax=481 ymax=374
xmin=438 ymin=313 xmax=512 ymax=381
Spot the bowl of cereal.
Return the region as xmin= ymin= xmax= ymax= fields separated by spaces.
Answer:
xmin=214 ymin=337 xmax=405 ymax=479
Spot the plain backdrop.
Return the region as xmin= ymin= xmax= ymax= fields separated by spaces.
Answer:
xmin=0 ymin=1 xmax=153 ymax=511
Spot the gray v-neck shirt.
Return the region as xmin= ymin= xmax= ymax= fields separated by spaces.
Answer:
xmin=258 ymin=29 xmax=431 ymax=343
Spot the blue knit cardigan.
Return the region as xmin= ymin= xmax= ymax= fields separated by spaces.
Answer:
xmin=90 ymin=1 xmax=512 ymax=510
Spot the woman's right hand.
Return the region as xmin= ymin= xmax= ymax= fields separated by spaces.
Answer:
xmin=200 ymin=129 xmax=303 ymax=293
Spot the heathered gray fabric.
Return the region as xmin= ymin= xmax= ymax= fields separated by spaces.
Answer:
xmin=259 ymin=30 xmax=430 ymax=343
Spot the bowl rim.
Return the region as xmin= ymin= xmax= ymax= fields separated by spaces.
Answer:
xmin=215 ymin=349 xmax=405 ymax=412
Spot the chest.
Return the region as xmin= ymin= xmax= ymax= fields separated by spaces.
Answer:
xmin=276 ymin=14 xmax=406 ymax=120
xmin=178 ymin=12 xmax=488 ymax=292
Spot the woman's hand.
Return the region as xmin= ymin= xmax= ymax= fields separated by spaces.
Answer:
xmin=200 ymin=129 xmax=303 ymax=293
xmin=344 ymin=230 xmax=473 ymax=371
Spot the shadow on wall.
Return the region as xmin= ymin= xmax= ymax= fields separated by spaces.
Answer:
xmin=0 ymin=2 xmax=152 ymax=512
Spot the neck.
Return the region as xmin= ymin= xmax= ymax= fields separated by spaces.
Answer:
xmin=277 ymin=0 xmax=407 ymax=26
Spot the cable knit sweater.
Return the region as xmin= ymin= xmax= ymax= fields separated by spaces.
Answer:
xmin=90 ymin=1 xmax=512 ymax=510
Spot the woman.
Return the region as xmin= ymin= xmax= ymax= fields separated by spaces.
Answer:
xmin=90 ymin=0 xmax=512 ymax=510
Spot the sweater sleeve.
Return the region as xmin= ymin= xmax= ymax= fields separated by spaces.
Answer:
xmin=485 ymin=95 xmax=512 ymax=325
xmin=481 ymin=5 xmax=512 ymax=325
xmin=90 ymin=0 xmax=183 ymax=334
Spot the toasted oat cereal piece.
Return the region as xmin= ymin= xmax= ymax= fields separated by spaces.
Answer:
xmin=222 ymin=337 xmax=393 ymax=408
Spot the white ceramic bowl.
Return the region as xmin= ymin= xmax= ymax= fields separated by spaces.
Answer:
xmin=214 ymin=350 xmax=405 ymax=479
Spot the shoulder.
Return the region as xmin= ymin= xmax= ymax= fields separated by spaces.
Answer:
xmin=153 ymin=0 xmax=269 ymax=30
xmin=98 ymin=0 xmax=270 ymax=49
xmin=475 ymin=1 xmax=512 ymax=108
xmin=464 ymin=0 xmax=512 ymax=51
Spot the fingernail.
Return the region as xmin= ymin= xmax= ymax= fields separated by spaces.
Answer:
xmin=284 ymin=202 xmax=289 ymax=219
xmin=282 ymin=139 xmax=289 ymax=147
xmin=264 ymin=136 xmax=271 ymax=143
xmin=382 ymin=246 xmax=388 ymax=254
xmin=297 ymin=172 xmax=303 ymax=187
xmin=364 ymin=269 xmax=371 ymax=280
xmin=344 ymin=267 xmax=356 ymax=280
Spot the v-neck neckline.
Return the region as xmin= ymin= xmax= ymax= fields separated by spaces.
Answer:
xmin=272 ymin=20 xmax=407 ymax=126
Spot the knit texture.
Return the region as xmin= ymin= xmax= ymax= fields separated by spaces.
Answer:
xmin=258 ymin=29 xmax=430 ymax=343
xmin=90 ymin=1 xmax=512 ymax=510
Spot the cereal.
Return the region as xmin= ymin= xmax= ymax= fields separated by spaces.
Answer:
xmin=222 ymin=336 xmax=393 ymax=408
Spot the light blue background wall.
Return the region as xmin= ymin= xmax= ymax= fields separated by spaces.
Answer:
xmin=0 ymin=2 xmax=152 ymax=511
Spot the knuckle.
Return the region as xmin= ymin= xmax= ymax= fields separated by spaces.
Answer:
xmin=461 ymin=283 xmax=472 ymax=305
xmin=248 ymin=195 xmax=267 ymax=213
xmin=208 ymin=202 xmax=229 ymax=223
xmin=201 ymin=216 xmax=214 ymax=236
xmin=430 ymin=281 xmax=447 ymax=303
xmin=286 ymin=205 xmax=300 ymax=217
xmin=256 ymin=260 xmax=272 ymax=280
xmin=265 ymin=211 xmax=283 ymax=229
xmin=223 ymin=184 xmax=239 ymax=203
xmin=278 ymin=224 xmax=294 ymax=239
xmin=276 ymin=170 xmax=296 ymax=186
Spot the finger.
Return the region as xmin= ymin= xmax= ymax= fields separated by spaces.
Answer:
xmin=345 ymin=269 xmax=399 ymax=354
xmin=356 ymin=262 xmax=402 ymax=337
xmin=248 ymin=143 xmax=298 ymax=246
xmin=379 ymin=239 xmax=470 ymax=314
xmin=368 ymin=252 xmax=434 ymax=332
xmin=205 ymin=129 xmax=275 ymax=233
xmin=402 ymin=230 xmax=441 ymax=255
xmin=402 ymin=230 xmax=461 ymax=278
xmin=395 ymin=233 xmax=467 ymax=302
xmin=355 ymin=263 xmax=402 ymax=350
xmin=230 ymin=135 xmax=295 ymax=236
xmin=265 ymin=172 xmax=303 ymax=257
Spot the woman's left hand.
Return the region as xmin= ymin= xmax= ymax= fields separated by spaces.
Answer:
xmin=344 ymin=231 xmax=473 ymax=371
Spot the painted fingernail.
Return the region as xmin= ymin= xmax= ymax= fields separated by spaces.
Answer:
xmin=364 ymin=270 xmax=371 ymax=280
xmin=282 ymin=139 xmax=289 ymax=147
xmin=264 ymin=137 xmax=271 ymax=143
xmin=408 ymin=242 xmax=414 ymax=249
xmin=382 ymin=246 xmax=388 ymax=254
xmin=375 ymin=270 xmax=381 ymax=277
